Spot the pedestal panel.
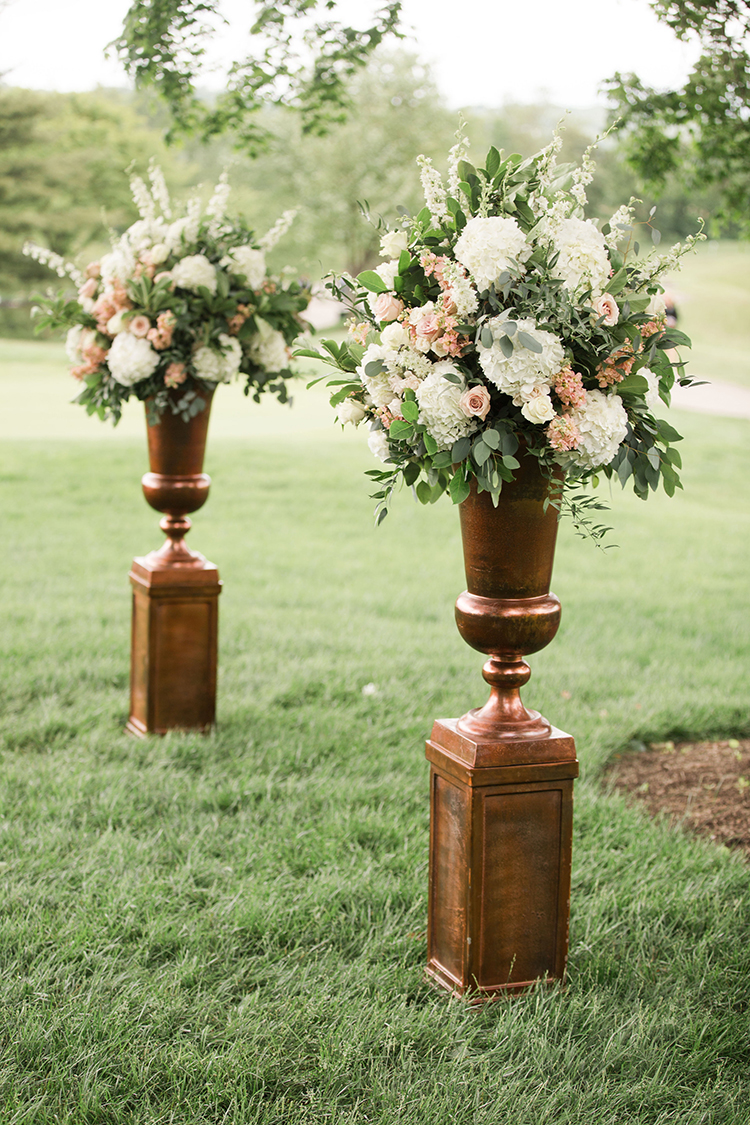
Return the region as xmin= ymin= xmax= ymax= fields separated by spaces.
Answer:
xmin=426 ymin=719 xmax=578 ymax=1000
xmin=127 ymin=556 xmax=222 ymax=736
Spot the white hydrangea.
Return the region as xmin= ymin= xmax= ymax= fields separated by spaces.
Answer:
xmin=359 ymin=344 xmax=397 ymax=408
xmin=248 ymin=318 xmax=289 ymax=372
xmin=221 ymin=245 xmax=266 ymax=289
xmin=478 ymin=314 xmax=565 ymax=401
xmin=415 ymin=360 xmax=477 ymax=451
xmin=171 ymin=254 xmax=218 ymax=294
xmin=547 ymin=217 xmax=611 ymax=296
xmin=193 ymin=333 xmax=243 ymax=383
xmin=556 ymin=390 xmax=628 ymax=470
xmin=107 ymin=333 xmax=160 ymax=386
xmin=454 ymin=216 xmax=531 ymax=291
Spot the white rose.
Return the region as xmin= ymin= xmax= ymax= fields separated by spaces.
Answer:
xmin=521 ymin=389 xmax=556 ymax=424
xmin=368 ymin=428 xmax=391 ymax=462
xmin=171 ymin=254 xmax=218 ymax=295
xmin=646 ymin=292 xmax=667 ymax=318
xmin=380 ymin=230 xmax=409 ymax=259
xmin=107 ymin=333 xmax=160 ymax=386
xmin=150 ymin=243 xmax=170 ymax=265
xmin=106 ymin=311 xmax=127 ymax=336
xmin=336 ymin=398 xmax=367 ymax=426
xmin=380 ymin=321 xmax=410 ymax=352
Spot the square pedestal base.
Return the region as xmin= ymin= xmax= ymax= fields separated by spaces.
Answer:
xmin=127 ymin=555 xmax=222 ymax=736
xmin=426 ymin=719 xmax=578 ymax=1001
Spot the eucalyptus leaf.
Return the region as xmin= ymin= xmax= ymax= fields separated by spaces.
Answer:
xmin=517 ymin=330 xmax=543 ymax=353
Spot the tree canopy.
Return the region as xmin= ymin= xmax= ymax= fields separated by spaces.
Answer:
xmin=605 ymin=0 xmax=750 ymax=232
xmin=113 ymin=0 xmax=402 ymax=152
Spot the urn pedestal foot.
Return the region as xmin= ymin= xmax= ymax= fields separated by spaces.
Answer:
xmin=426 ymin=719 xmax=578 ymax=1001
xmin=127 ymin=553 xmax=222 ymax=736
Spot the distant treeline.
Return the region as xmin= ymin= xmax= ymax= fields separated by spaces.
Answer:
xmin=0 ymin=52 xmax=733 ymax=338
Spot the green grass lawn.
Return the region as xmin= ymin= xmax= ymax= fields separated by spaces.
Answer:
xmin=1 ymin=339 xmax=749 ymax=1122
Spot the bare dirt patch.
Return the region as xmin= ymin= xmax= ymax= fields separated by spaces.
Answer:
xmin=606 ymin=738 xmax=750 ymax=859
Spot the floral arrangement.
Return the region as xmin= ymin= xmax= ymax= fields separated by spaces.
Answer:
xmin=298 ymin=129 xmax=702 ymax=531
xmin=26 ymin=164 xmax=310 ymax=425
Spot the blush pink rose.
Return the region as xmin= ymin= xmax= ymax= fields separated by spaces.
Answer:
xmin=78 ymin=278 xmax=98 ymax=300
xmin=372 ymin=293 xmax=404 ymax=323
xmin=415 ymin=312 xmax=441 ymax=342
xmin=129 ymin=315 xmax=152 ymax=338
xmin=459 ymin=384 xmax=492 ymax=420
xmin=591 ymin=293 xmax=619 ymax=326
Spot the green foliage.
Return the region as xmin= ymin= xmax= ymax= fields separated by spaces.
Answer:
xmin=605 ymin=1 xmax=750 ymax=233
xmin=114 ymin=0 xmax=403 ymax=152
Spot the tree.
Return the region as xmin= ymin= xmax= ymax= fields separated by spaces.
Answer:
xmin=113 ymin=0 xmax=402 ymax=153
xmin=605 ymin=1 xmax=750 ymax=232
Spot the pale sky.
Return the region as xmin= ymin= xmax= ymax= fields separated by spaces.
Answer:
xmin=0 ymin=0 xmax=700 ymax=109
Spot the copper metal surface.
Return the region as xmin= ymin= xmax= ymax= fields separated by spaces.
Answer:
xmin=426 ymin=455 xmax=578 ymax=999
xmin=127 ymin=391 xmax=221 ymax=735
xmin=455 ymin=458 xmax=562 ymax=741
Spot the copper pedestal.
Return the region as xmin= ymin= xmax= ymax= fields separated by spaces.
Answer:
xmin=426 ymin=460 xmax=578 ymax=1000
xmin=126 ymin=392 xmax=222 ymax=736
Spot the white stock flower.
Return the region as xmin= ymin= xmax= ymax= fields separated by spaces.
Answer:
xmin=478 ymin=314 xmax=565 ymax=400
xmin=171 ymin=254 xmax=218 ymax=294
xmin=258 ymin=209 xmax=296 ymax=252
xmin=415 ymin=360 xmax=477 ymax=451
xmin=368 ymin=427 xmax=391 ymax=462
xmin=248 ymin=319 xmax=289 ymax=372
xmin=556 ymin=390 xmax=628 ymax=470
xmin=546 ymin=217 xmax=611 ymax=296
xmin=380 ymin=229 xmax=409 ymax=258
xmin=221 ymin=245 xmax=266 ymax=289
xmin=454 ymin=216 xmax=531 ymax=291
xmin=107 ymin=333 xmax=160 ymax=386
xmin=193 ymin=333 xmax=243 ymax=383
